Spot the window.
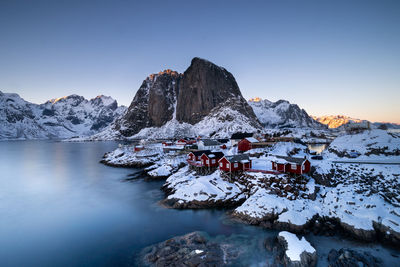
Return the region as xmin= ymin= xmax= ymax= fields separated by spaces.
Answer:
xmin=291 ymin=164 xmax=297 ymax=170
xmin=212 ymin=159 xmax=215 ymax=164
xmin=234 ymin=163 xmax=238 ymax=168
xmin=220 ymin=162 xmax=223 ymax=167
xmin=206 ymin=160 xmax=209 ymax=165
xmin=226 ymin=163 xmax=229 ymax=168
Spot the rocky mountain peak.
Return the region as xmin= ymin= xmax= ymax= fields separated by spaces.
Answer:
xmin=176 ymin=57 xmax=255 ymax=124
xmin=115 ymin=69 xmax=182 ymax=137
xmin=109 ymin=57 xmax=261 ymax=138
xmin=248 ymin=98 xmax=326 ymax=129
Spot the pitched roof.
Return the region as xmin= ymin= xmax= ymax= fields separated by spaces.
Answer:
xmin=244 ymin=137 xmax=259 ymax=143
xmin=223 ymin=154 xmax=250 ymax=163
xmin=191 ymin=150 xmax=211 ymax=157
xmin=275 ymin=156 xmax=308 ymax=165
xmin=202 ymin=151 xmax=224 ymax=159
xmin=200 ymin=139 xmax=221 ymax=146
xmin=231 ymin=132 xmax=253 ymax=139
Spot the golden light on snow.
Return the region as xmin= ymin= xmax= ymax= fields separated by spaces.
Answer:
xmin=50 ymin=96 xmax=68 ymax=104
xmin=249 ymin=97 xmax=261 ymax=102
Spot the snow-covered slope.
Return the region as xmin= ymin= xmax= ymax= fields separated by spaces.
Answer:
xmin=248 ymin=98 xmax=325 ymax=129
xmin=325 ymin=129 xmax=400 ymax=159
xmin=313 ymin=115 xmax=400 ymax=130
xmin=0 ymin=91 xmax=126 ymax=140
xmin=312 ymin=115 xmax=366 ymax=129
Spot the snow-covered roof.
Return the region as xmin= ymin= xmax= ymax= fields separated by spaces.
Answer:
xmin=274 ymin=156 xmax=307 ymax=165
xmin=224 ymin=154 xmax=250 ymax=163
xmin=200 ymin=139 xmax=221 ymax=146
xmin=245 ymin=137 xmax=259 ymax=143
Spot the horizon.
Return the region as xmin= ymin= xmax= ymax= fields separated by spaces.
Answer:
xmin=1 ymin=0 xmax=399 ymax=123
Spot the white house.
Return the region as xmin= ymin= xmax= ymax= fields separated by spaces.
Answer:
xmin=197 ymin=140 xmax=221 ymax=150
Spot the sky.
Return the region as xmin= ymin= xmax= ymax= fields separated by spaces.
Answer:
xmin=0 ymin=0 xmax=399 ymax=123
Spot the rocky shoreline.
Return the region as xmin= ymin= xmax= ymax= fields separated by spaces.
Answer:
xmin=137 ymin=231 xmax=386 ymax=267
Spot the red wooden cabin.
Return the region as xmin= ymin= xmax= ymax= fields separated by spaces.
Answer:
xmin=218 ymin=154 xmax=252 ymax=172
xmin=176 ymin=139 xmax=187 ymax=146
xmin=134 ymin=145 xmax=144 ymax=152
xmin=187 ymin=150 xmax=211 ymax=162
xmin=238 ymin=137 xmax=259 ymax=152
xmin=162 ymin=141 xmax=173 ymax=147
xmin=200 ymin=152 xmax=224 ymax=167
xmin=271 ymin=156 xmax=311 ymax=174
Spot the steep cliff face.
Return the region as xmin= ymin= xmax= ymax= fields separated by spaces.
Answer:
xmin=112 ymin=58 xmax=261 ymax=138
xmin=176 ymin=57 xmax=256 ymax=124
xmin=115 ymin=70 xmax=181 ymax=136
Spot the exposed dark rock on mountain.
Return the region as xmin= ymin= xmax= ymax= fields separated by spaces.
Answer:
xmin=114 ymin=70 xmax=181 ymax=137
xmin=176 ymin=57 xmax=257 ymax=124
xmin=112 ymin=57 xmax=261 ymax=138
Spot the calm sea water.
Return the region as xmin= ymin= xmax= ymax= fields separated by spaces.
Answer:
xmin=0 ymin=141 xmax=398 ymax=266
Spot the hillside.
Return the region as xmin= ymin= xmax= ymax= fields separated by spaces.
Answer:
xmin=0 ymin=91 xmax=126 ymax=139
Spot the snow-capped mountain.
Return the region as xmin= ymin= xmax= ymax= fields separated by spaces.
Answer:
xmin=94 ymin=57 xmax=262 ymax=139
xmin=248 ymin=97 xmax=326 ymax=129
xmin=313 ymin=115 xmax=400 ymax=130
xmin=0 ymin=91 xmax=126 ymax=140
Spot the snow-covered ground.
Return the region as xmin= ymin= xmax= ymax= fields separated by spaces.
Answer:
xmin=325 ymin=129 xmax=400 ymax=160
xmin=99 ymin=131 xmax=400 ymax=246
xmin=162 ymin=166 xmax=246 ymax=208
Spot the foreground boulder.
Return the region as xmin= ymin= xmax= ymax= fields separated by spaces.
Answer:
xmin=277 ymin=231 xmax=317 ymax=267
xmin=328 ymin=248 xmax=382 ymax=267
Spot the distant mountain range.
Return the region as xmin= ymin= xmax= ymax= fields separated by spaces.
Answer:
xmin=1 ymin=58 xmax=397 ymax=140
xmin=312 ymin=115 xmax=400 ymax=130
xmin=0 ymin=91 xmax=126 ymax=139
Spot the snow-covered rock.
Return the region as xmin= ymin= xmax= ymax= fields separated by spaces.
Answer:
xmin=325 ymin=129 xmax=400 ymax=159
xmin=278 ymin=231 xmax=317 ymax=267
xmin=248 ymin=98 xmax=325 ymax=129
xmin=0 ymin=91 xmax=126 ymax=140
xmin=162 ymin=166 xmax=246 ymax=209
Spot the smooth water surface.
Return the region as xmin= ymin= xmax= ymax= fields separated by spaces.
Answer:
xmin=0 ymin=141 xmax=398 ymax=266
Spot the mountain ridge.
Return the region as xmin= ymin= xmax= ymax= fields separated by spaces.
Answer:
xmin=0 ymin=91 xmax=126 ymax=139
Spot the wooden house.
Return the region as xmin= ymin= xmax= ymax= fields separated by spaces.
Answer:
xmin=237 ymin=137 xmax=260 ymax=152
xmin=197 ymin=139 xmax=221 ymax=150
xmin=187 ymin=150 xmax=211 ymax=162
xmin=230 ymin=132 xmax=253 ymax=146
xmin=271 ymin=156 xmax=310 ymax=175
xmin=200 ymin=152 xmax=224 ymax=167
xmin=176 ymin=139 xmax=188 ymax=146
xmin=162 ymin=141 xmax=173 ymax=147
xmin=218 ymin=154 xmax=252 ymax=172
xmin=134 ymin=145 xmax=144 ymax=152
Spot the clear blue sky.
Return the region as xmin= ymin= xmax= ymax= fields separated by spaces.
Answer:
xmin=0 ymin=0 xmax=399 ymax=123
